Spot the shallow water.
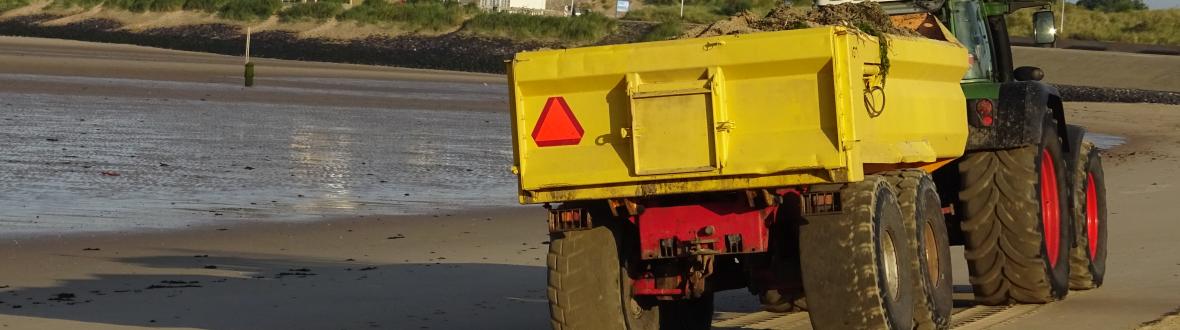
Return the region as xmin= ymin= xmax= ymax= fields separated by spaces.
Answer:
xmin=0 ymin=91 xmax=518 ymax=237
xmin=1084 ymin=132 xmax=1127 ymax=150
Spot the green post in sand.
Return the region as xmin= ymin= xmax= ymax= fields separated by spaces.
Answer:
xmin=244 ymin=27 xmax=254 ymax=87
xmin=244 ymin=62 xmax=254 ymax=87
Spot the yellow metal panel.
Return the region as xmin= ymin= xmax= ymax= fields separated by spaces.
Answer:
xmin=521 ymin=169 xmax=841 ymax=204
xmin=847 ymin=34 xmax=970 ymax=165
xmin=631 ymin=92 xmax=716 ymax=175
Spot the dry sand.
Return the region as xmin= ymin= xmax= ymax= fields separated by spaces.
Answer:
xmin=1 ymin=37 xmax=1179 ymax=329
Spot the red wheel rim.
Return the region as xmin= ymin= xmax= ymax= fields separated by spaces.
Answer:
xmin=1040 ymin=149 xmax=1061 ymax=267
xmin=1086 ymin=173 xmax=1100 ymax=260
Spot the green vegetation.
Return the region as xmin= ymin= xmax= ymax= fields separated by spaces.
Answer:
xmin=625 ymin=0 xmax=804 ymax=23
xmin=639 ymin=20 xmax=684 ymax=41
xmin=48 ymin=0 xmax=277 ymax=20
xmin=339 ymin=0 xmax=475 ymax=32
xmin=1077 ymin=0 xmax=1147 ymax=12
xmin=623 ymin=5 xmax=724 ymax=24
xmin=51 ymin=0 xmax=186 ymax=11
xmin=1008 ymin=4 xmax=1180 ymax=45
xmin=0 ymin=0 xmax=29 ymax=12
xmin=218 ymin=0 xmax=281 ymax=20
xmin=106 ymin=0 xmax=185 ymax=12
xmin=279 ymin=1 xmax=345 ymax=21
xmin=464 ymin=12 xmax=616 ymax=42
xmin=48 ymin=0 xmax=105 ymax=9
xmin=181 ymin=0 xmax=228 ymax=12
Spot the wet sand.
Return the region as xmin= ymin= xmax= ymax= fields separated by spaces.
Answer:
xmin=2 ymin=37 xmax=1180 ymax=329
xmin=0 ymin=36 xmax=516 ymax=237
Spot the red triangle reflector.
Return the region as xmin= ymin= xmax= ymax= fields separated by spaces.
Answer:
xmin=531 ymin=97 xmax=584 ymax=147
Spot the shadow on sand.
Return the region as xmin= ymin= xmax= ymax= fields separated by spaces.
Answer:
xmin=0 ymin=250 xmax=983 ymax=329
xmin=0 ymin=252 xmax=550 ymax=329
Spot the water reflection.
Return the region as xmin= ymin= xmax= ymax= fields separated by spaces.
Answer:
xmin=1084 ymin=132 xmax=1127 ymax=150
xmin=289 ymin=127 xmax=358 ymax=211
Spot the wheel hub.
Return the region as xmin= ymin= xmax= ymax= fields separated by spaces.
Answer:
xmin=1040 ymin=149 xmax=1062 ymax=267
xmin=881 ymin=229 xmax=901 ymax=301
xmin=1086 ymin=172 xmax=1100 ymax=260
xmin=922 ymin=221 xmax=940 ymax=286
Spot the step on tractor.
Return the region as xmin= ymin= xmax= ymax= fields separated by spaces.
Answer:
xmin=506 ymin=0 xmax=1109 ymax=328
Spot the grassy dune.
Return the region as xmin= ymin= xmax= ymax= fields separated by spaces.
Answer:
xmin=464 ymin=11 xmax=615 ymax=42
xmin=49 ymin=0 xmax=280 ymax=20
xmin=0 ymin=0 xmax=29 ymax=12
xmin=2 ymin=0 xmax=1177 ymax=46
xmin=2 ymin=0 xmax=617 ymax=43
xmin=1007 ymin=3 xmax=1180 ymax=45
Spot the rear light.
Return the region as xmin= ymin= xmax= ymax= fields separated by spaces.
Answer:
xmin=976 ymin=99 xmax=995 ymax=127
xmin=547 ymin=207 xmax=591 ymax=233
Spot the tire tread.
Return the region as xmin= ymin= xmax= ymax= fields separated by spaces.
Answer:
xmin=958 ymin=147 xmax=1056 ymax=305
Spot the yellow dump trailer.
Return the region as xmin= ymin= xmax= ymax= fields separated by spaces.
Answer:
xmin=509 ymin=26 xmax=969 ymax=204
xmin=517 ymin=5 xmax=1106 ymax=329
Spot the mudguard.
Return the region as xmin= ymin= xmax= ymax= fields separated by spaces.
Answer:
xmin=966 ymin=81 xmax=1067 ymax=151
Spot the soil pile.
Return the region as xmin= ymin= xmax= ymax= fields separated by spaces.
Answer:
xmin=683 ymin=2 xmax=918 ymax=38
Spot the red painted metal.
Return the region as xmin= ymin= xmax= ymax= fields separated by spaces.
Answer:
xmin=941 ymin=205 xmax=955 ymax=215
xmin=531 ymin=97 xmax=584 ymax=147
xmin=1086 ymin=173 xmax=1100 ymax=260
xmin=1040 ymin=149 xmax=1061 ymax=267
xmin=632 ymin=276 xmax=683 ymax=296
xmin=634 ymin=197 xmax=776 ymax=260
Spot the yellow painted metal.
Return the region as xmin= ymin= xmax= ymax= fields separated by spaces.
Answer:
xmin=630 ymin=79 xmax=715 ymax=175
xmin=509 ymin=26 xmax=970 ymax=204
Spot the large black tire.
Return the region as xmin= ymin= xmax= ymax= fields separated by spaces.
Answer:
xmin=1069 ymin=141 xmax=1108 ymax=290
xmin=759 ymin=288 xmax=807 ymax=313
xmin=800 ymin=176 xmax=915 ymax=330
xmin=547 ymin=215 xmax=712 ymax=330
xmin=888 ymin=170 xmax=953 ymax=330
xmin=958 ymin=120 xmax=1072 ymax=305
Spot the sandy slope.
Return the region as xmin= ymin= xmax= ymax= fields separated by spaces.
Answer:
xmin=1014 ymin=47 xmax=1180 ymax=92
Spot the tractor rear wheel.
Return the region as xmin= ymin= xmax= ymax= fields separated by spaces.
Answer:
xmin=800 ymin=176 xmax=915 ymax=330
xmin=1069 ymin=141 xmax=1108 ymax=289
xmin=958 ymin=119 xmax=1072 ymax=304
